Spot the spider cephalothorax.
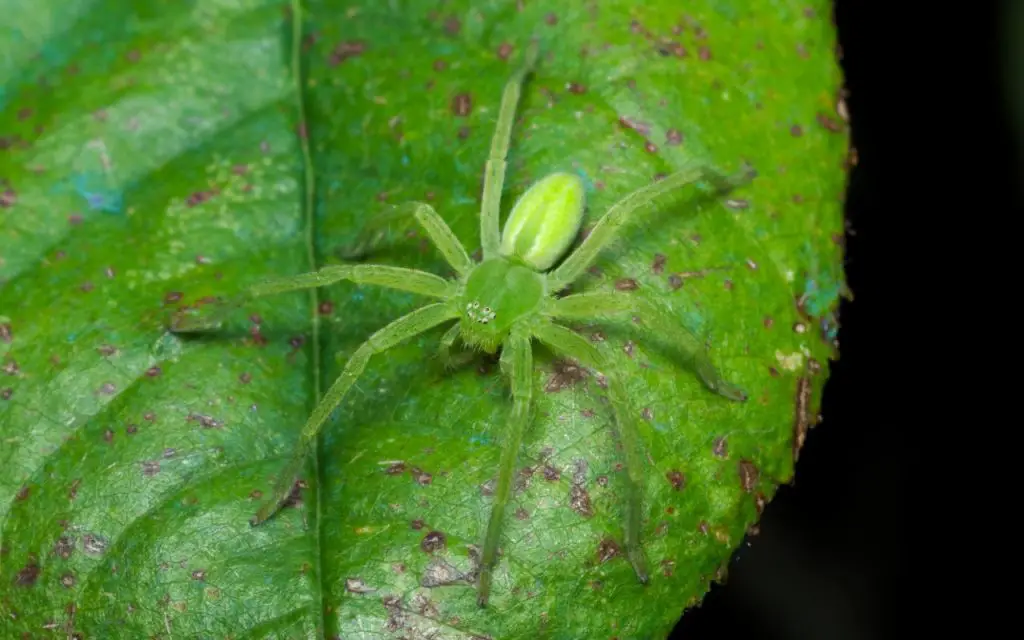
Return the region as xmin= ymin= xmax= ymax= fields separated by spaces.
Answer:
xmin=458 ymin=258 xmax=546 ymax=353
xmin=171 ymin=41 xmax=754 ymax=608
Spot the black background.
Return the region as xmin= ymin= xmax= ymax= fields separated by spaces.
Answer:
xmin=670 ymin=1 xmax=1017 ymax=638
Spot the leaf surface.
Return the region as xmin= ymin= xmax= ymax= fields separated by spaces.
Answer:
xmin=0 ymin=1 xmax=848 ymax=638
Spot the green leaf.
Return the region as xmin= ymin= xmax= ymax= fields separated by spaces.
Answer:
xmin=0 ymin=0 xmax=848 ymax=638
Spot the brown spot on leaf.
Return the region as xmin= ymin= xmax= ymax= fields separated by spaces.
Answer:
xmin=60 ymin=572 xmax=75 ymax=587
xmin=661 ymin=559 xmax=676 ymax=576
xmin=545 ymin=12 xmax=558 ymax=25
xmin=54 ymin=537 xmax=75 ymax=559
xmin=15 ymin=557 xmax=40 ymax=586
xmin=2 ymin=358 xmax=18 ymax=376
xmin=570 ymin=484 xmax=593 ymax=516
xmin=15 ymin=485 xmax=30 ymax=501
xmin=451 ymin=93 xmax=472 ymax=117
xmin=420 ymin=531 xmax=446 ymax=553
xmin=515 ymin=508 xmax=529 ymax=520
xmin=545 ymin=359 xmax=586 ymax=392
xmin=0 ymin=322 xmax=11 ymax=343
xmin=385 ymin=462 xmax=406 ymax=475
xmin=0 ymin=388 xmax=11 ymax=400
xmin=738 ymin=460 xmax=759 ymax=492
xmin=597 ymin=538 xmax=621 ymax=563
xmin=329 ymin=40 xmax=366 ymax=65
xmin=755 ymin=492 xmax=767 ymax=516
xmin=665 ymin=470 xmax=685 ymax=491
xmin=191 ymin=569 xmax=205 ymax=580
xmin=411 ymin=467 xmax=433 ymax=485
xmin=345 ymin=577 xmax=375 ymax=593
xmin=497 ymin=42 xmax=513 ymax=60
xmin=410 ymin=518 xmax=425 ymax=530
xmin=794 ymin=375 xmax=813 ymax=461
xmin=713 ymin=436 xmax=728 ymax=458
xmin=641 ymin=407 xmax=654 ymax=421
xmin=282 ymin=480 xmax=307 ymax=509
xmin=444 ymin=15 xmax=461 ymax=35
xmin=651 ymin=253 xmax=666 ymax=274
xmin=816 ymin=112 xmax=843 ymax=132
xmin=187 ymin=413 xmax=222 ymax=429
xmin=542 ymin=465 xmax=560 ymax=481
xmin=699 ymin=46 xmax=712 ymax=60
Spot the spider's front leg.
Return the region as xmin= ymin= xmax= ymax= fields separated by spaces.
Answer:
xmin=530 ymin=321 xmax=651 ymax=588
xmin=168 ymin=264 xmax=453 ymax=332
xmin=252 ymin=302 xmax=459 ymax=525
xmin=477 ymin=325 xmax=534 ymax=608
xmin=337 ymin=201 xmax=473 ymax=277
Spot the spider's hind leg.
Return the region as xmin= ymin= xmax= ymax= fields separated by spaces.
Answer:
xmin=530 ymin=321 xmax=652 ymax=587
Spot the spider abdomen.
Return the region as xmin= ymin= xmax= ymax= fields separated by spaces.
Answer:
xmin=499 ymin=172 xmax=586 ymax=272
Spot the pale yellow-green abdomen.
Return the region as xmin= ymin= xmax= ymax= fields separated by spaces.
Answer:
xmin=499 ymin=172 xmax=586 ymax=272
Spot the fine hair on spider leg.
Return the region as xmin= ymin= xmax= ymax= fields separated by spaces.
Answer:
xmin=167 ymin=39 xmax=753 ymax=610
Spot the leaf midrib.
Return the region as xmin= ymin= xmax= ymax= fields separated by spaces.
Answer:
xmin=288 ymin=0 xmax=327 ymax=636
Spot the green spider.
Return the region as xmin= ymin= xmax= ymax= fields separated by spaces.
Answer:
xmin=170 ymin=42 xmax=754 ymax=607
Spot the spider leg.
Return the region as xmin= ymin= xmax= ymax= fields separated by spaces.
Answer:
xmin=252 ymin=302 xmax=459 ymax=525
xmin=437 ymin=323 xmax=474 ymax=370
xmin=530 ymin=321 xmax=650 ymax=587
xmin=338 ymin=202 xmax=474 ymax=276
xmin=547 ymin=165 xmax=755 ymax=291
xmin=480 ymin=41 xmax=540 ymax=259
xmin=477 ymin=325 xmax=534 ymax=608
xmin=547 ymin=291 xmax=747 ymax=402
xmin=169 ymin=264 xmax=454 ymax=332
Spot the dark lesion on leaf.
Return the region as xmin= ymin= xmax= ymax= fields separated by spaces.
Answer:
xmin=737 ymin=460 xmax=759 ymax=493
xmin=793 ymin=374 xmax=815 ymax=462
xmin=544 ymin=358 xmax=587 ymax=393
xmin=420 ymin=530 xmax=446 ymax=553
xmin=281 ymin=479 xmax=307 ymax=510
xmin=596 ymin=538 xmax=621 ymax=563
xmin=665 ymin=470 xmax=685 ymax=491
xmin=14 ymin=557 xmax=40 ymax=587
